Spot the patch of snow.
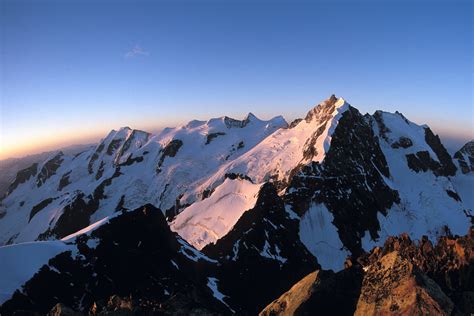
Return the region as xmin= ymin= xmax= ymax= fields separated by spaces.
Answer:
xmin=177 ymin=238 xmax=218 ymax=263
xmin=61 ymin=215 xmax=114 ymax=241
xmin=170 ymin=260 xmax=179 ymax=270
xmin=260 ymin=240 xmax=287 ymax=264
xmin=299 ymin=203 xmax=350 ymax=271
xmin=207 ymin=277 xmax=234 ymax=313
xmin=285 ymin=205 xmax=300 ymax=220
xmin=171 ymin=178 xmax=262 ymax=250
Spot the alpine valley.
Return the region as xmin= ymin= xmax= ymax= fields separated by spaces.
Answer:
xmin=0 ymin=95 xmax=472 ymax=315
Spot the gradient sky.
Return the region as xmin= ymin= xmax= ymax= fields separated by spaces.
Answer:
xmin=1 ymin=0 xmax=472 ymax=159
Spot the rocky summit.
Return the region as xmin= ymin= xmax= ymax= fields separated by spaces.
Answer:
xmin=0 ymin=95 xmax=472 ymax=315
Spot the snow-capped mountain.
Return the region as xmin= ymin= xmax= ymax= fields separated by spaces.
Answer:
xmin=0 ymin=95 xmax=472 ymax=314
xmin=0 ymin=113 xmax=287 ymax=244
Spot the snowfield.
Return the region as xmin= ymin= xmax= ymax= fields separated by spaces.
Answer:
xmin=171 ymin=178 xmax=262 ymax=249
xmin=0 ymin=241 xmax=71 ymax=303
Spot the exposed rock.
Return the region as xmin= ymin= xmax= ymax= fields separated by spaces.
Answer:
xmin=372 ymin=111 xmax=391 ymax=142
xmin=406 ymin=151 xmax=441 ymax=173
xmin=1 ymin=205 xmax=227 ymax=315
xmin=223 ymin=172 xmax=253 ymax=182
xmin=29 ymin=197 xmax=55 ymax=222
xmin=47 ymin=303 xmax=82 ymax=316
xmin=391 ymin=136 xmax=413 ymax=149
xmin=261 ymin=228 xmax=473 ymax=316
xmin=95 ymin=161 xmax=106 ymax=180
xmin=106 ymin=139 xmax=122 ymax=156
xmin=113 ymin=130 xmax=150 ymax=166
xmin=359 ymin=229 xmax=474 ymax=315
xmin=406 ymin=130 xmax=457 ymax=176
xmin=355 ymin=251 xmax=453 ymax=315
xmin=6 ymin=162 xmax=38 ymax=196
xmin=304 ymin=94 xmax=338 ymax=123
xmin=203 ymin=183 xmax=318 ymax=314
xmin=454 ymin=140 xmax=474 ymax=174
xmin=157 ymin=139 xmax=183 ymax=173
xmin=446 ymin=189 xmax=462 ymax=202
xmin=223 ymin=113 xmax=256 ymax=128
xmin=260 ymin=268 xmax=362 ymax=316
xmin=118 ymin=155 xmax=144 ymax=167
xmin=286 ymin=106 xmax=400 ymax=255
xmin=57 ymin=171 xmax=71 ymax=191
xmin=37 ymin=193 xmax=90 ymax=240
xmin=88 ymin=143 xmax=105 ymax=174
xmin=423 ymin=127 xmax=457 ymax=176
xmin=36 ymin=152 xmax=64 ymax=187
xmin=289 ymin=118 xmax=303 ymax=128
xmin=205 ymin=132 xmax=226 ymax=145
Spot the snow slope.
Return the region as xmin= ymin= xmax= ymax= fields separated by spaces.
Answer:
xmin=0 ymin=113 xmax=286 ymax=244
xmin=0 ymin=241 xmax=71 ymax=303
xmin=299 ymin=203 xmax=350 ymax=271
xmin=361 ymin=111 xmax=471 ymax=250
xmin=171 ymin=178 xmax=262 ymax=249
xmin=195 ymin=97 xmax=349 ymax=193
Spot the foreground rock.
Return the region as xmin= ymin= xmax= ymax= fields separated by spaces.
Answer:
xmin=355 ymin=251 xmax=453 ymax=315
xmin=260 ymin=268 xmax=362 ymax=316
xmin=261 ymin=228 xmax=473 ymax=316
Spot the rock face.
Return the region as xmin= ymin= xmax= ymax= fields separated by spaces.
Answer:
xmin=0 ymin=205 xmax=227 ymax=315
xmin=355 ymin=251 xmax=453 ymax=315
xmin=260 ymin=268 xmax=363 ymax=316
xmin=285 ymin=106 xmax=400 ymax=256
xmin=260 ymin=228 xmax=473 ymax=316
xmin=5 ymin=162 xmax=38 ymax=196
xmin=37 ymin=152 xmax=64 ymax=187
xmin=359 ymin=229 xmax=474 ymax=315
xmin=454 ymin=140 xmax=474 ymax=174
xmin=203 ymin=183 xmax=318 ymax=314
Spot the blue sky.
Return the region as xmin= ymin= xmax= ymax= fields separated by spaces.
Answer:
xmin=1 ymin=0 xmax=472 ymax=158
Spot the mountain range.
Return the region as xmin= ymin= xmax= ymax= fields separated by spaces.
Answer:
xmin=0 ymin=95 xmax=472 ymax=315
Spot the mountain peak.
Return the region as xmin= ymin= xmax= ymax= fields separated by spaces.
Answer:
xmin=244 ymin=112 xmax=260 ymax=122
xmin=304 ymin=94 xmax=348 ymax=123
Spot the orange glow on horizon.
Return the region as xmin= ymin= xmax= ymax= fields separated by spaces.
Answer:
xmin=0 ymin=117 xmax=181 ymax=161
xmin=0 ymin=129 xmax=103 ymax=160
xmin=1 ymin=115 xmax=472 ymax=161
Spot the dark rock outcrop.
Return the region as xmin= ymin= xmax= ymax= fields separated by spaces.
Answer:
xmin=156 ymin=139 xmax=183 ymax=173
xmin=37 ymin=193 xmax=91 ymax=240
xmin=1 ymin=205 xmax=226 ymax=315
xmin=203 ymin=183 xmax=319 ymax=314
xmin=36 ymin=152 xmax=64 ymax=187
xmin=391 ymin=136 xmax=413 ymax=149
xmin=57 ymin=171 xmax=71 ymax=191
xmin=286 ymin=106 xmax=400 ymax=255
xmin=205 ymin=132 xmax=226 ymax=145
xmin=423 ymin=127 xmax=457 ymax=176
xmin=260 ymin=228 xmax=473 ymax=316
xmin=6 ymin=162 xmax=38 ymax=196
xmin=29 ymin=197 xmax=55 ymax=222
xmin=260 ymin=268 xmax=363 ymax=316
xmin=454 ymin=140 xmax=474 ymax=174
xmin=88 ymin=143 xmax=105 ymax=174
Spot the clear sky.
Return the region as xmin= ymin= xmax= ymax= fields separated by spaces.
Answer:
xmin=1 ymin=0 xmax=472 ymax=159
